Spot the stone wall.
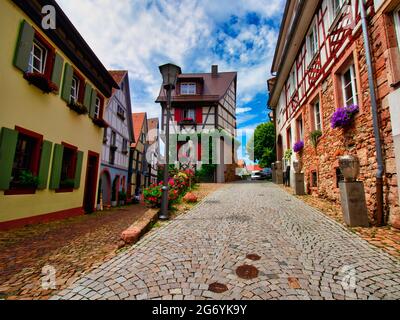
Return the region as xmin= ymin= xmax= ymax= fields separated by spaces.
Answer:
xmin=300 ymin=12 xmax=399 ymax=227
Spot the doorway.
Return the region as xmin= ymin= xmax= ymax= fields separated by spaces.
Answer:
xmin=83 ymin=151 xmax=99 ymax=214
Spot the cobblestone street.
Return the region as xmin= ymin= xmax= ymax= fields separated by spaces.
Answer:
xmin=53 ymin=182 xmax=400 ymax=300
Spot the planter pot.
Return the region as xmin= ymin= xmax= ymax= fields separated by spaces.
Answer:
xmin=293 ymin=160 xmax=303 ymax=174
xmin=339 ymin=155 xmax=360 ymax=182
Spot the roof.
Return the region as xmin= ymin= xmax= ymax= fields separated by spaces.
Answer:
xmin=12 ymin=0 xmax=119 ymax=97
xmin=131 ymin=113 xmax=147 ymax=148
xmin=109 ymin=70 xmax=128 ymax=96
xmin=147 ymin=118 xmax=159 ymax=144
xmin=246 ymin=165 xmax=263 ymax=172
xmin=156 ymin=71 xmax=237 ymax=103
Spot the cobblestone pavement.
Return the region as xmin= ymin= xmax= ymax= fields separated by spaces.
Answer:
xmin=53 ymin=182 xmax=400 ymax=300
xmin=0 ymin=204 xmax=148 ymax=300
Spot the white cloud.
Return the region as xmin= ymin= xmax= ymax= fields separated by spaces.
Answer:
xmin=236 ymin=107 xmax=252 ymax=114
xmin=57 ymin=0 xmax=284 ymax=125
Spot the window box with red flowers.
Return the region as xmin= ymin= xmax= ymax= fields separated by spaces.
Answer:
xmin=68 ymin=100 xmax=88 ymax=115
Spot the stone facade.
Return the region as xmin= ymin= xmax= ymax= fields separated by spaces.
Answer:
xmin=269 ymin=0 xmax=400 ymax=228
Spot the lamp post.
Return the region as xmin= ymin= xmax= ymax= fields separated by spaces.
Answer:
xmin=159 ymin=63 xmax=182 ymax=220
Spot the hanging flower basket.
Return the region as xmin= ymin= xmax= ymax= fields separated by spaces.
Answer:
xmin=68 ymin=100 xmax=88 ymax=115
xmin=293 ymin=141 xmax=304 ymax=154
xmin=330 ymin=105 xmax=359 ymax=129
xmin=23 ymin=72 xmax=59 ymax=94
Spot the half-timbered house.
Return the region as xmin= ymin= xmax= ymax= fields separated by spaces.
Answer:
xmin=268 ymin=0 xmax=400 ymax=227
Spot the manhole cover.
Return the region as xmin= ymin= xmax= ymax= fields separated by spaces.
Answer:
xmin=208 ymin=282 xmax=228 ymax=293
xmin=236 ymin=265 xmax=259 ymax=279
xmin=246 ymin=254 xmax=261 ymax=261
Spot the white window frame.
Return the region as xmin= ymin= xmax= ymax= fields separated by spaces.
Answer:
xmin=394 ymin=6 xmax=400 ymax=49
xmin=330 ymin=0 xmax=345 ymax=23
xmin=314 ymin=100 xmax=322 ymax=132
xmin=288 ymin=67 xmax=297 ymax=97
xmin=297 ymin=116 xmax=304 ymax=140
xmin=70 ymin=76 xmax=80 ymax=103
xmin=28 ymin=41 xmax=47 ymax=74
xmin=307 ymin=20 xmax=319 ymax=64
xmin=341 ymin=64 xmax=358 ymax=106
xmin=181 ymin=83 xmax=196 ymax=95
xmin=94 ymin=97 xmax=101 ymax=119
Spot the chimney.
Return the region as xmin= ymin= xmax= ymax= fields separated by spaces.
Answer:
xmin=212 ymin=65 xmax=218 ymax=77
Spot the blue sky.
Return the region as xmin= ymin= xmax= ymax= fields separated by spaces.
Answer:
xmin=58 ymin=0 xmax=285 ymax=133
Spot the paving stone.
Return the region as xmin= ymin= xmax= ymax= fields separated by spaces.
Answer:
xmin=51 ymin=183 xmax=400 ymax=300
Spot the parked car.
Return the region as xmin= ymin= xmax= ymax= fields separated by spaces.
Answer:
xmin=262 ymin=168 xmax=272 ymax=179
xmin=251 ymin=171 xmax=268 ymax=181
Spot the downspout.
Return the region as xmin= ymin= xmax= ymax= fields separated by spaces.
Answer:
xmin=360 ymin=0 xmax=385 ymax=226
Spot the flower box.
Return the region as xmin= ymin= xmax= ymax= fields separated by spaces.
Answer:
xmin=92 ymin=118 xmax=109 ymax=128
xmin=68 ymin=101 xmax=88 ymax=115
xmin=23 ymin=72 xmax=59 ymax=94
xmin=331 ymin=105 xmax=359 ymax=129
xmin=180 ymin=118 xmax=195 ymax=125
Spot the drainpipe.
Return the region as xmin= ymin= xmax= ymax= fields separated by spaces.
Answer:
xmin=360 ymin=0 xmax=385 ymax=226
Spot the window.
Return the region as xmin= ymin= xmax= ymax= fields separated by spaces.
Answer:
xmin=28 ymin=41 xmax=47 ymax=74
xmin=314 ymin=100 xmax=322 ymax=131
xmin=181 ymin=83 xmax=196 ymax=95
xmin=288 ymin=68 xmax=297 ymax=97
xmin=332 ymin=0 xmax=345 ymax=20
xmin=94 ymin=97 xmax=101 ymax=119
xmin=11 ymin=132 xmax=41 ymax=189
xmin=394 ymin=7 xmax=400 ymax=49
xmin=311 ymin=171 xmax=318 ymax=187
xmin=103 ymin=128 xmax=108 ymax=144
xmin=341 ymin=65 xmax=358 ymax=106
xmin=296 ymin=116 xmax=304 ymax=141
xmin=117 ymin=105 xmax=125 ymax=119
xmin=70 ymin=76 xmax=80 ymax=103
xmin=111 ymin=131 xmax=117 ymax=146
xmin=183 ymin=108 xmax=196 ymax=120
xmin=307 ymin=22 xmax=319 ymax=60
xmin=60 ymin=145 xmax=77 ymax=188
xmin=122 ymin=138 xmax=128 ymax=154
xmin=286 ymin=126 xmax=292 ymax=150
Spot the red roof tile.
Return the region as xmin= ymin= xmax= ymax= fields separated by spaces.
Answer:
xmin=131 ymin=112 xmax=147 ymax=148
xmin=109 ymin=70 xmax=128 ymax=96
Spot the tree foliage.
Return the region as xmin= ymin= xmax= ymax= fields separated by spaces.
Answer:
xmin=247 ymin=122 xmax=276 ymax=168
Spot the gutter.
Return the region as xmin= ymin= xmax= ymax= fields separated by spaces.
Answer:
xmin=360 ymin=0 xmax=385 ymax=225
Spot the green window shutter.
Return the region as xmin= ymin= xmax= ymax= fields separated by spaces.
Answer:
xmin=49 ymin=144 xmax=64 ymax=190
xmin=13 ymin=20 xmax=34 ymax=72
xmin=83 ymin=83 xmax=92 ymax=110
xmin=89 ymin=89 xmax=98 ymax=119
xmin=0 ymin=128 xmax=18 ymax=190
xmin=74 ymin=151 xmax=84 ymax=189
xmin=51 ymin=53 xmax=64 ymax=89
xmin=61 ymin=63 xmax=73 ymax=103
xmin=37 ymin=140 xmax=53 ymax=190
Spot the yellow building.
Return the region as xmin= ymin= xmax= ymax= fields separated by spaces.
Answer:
xmin=0 ymin=0 xmax=118 ymax=229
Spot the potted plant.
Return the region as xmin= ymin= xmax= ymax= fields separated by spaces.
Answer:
xmin=23 ymin=72 xmax=59 ymax=94
xmin=18 ymin=170 xmax=39 ymax=189
xmin=284 ymin=149 xmax=293 ymax=161
xmin=331 ymin=105 xmax=359 ymax=129
xmin=59 ymin=179 xmax=75 ymax=189
xmin=118 ymin=191 xmax=127 ymax=206
xmin=68 ymin=100 xmax=88 ymax=115
xmin=310 ymin=130 xmax=322 ymax=148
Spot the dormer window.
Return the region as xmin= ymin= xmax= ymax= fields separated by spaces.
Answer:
xmin=181 ymin=83 xmax=196 ymax=95
xmin=28 ymin=41 xmax=47 ymax=74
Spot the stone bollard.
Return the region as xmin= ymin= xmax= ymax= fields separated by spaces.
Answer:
xmin=293 ymin=160 xmax=305 ymax=195
xmin=271 ymin=163 xmax=276 ymax=183
xmin=338 ymin=155 xmax=369 ymax=227
xmin=275 ymin=161 xmax=283 ymax=185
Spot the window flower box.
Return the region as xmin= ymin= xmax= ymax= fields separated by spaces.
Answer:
xmin=117 ymin=112 xmax=126 ymax=120
xmin=180 ymin=118 xmax=195 ymax=125
xmin=93 ymin=118 xmax=109 ymax=128
xmin=331 ymin=105 xmax=359 ymax=129
xmin=110 ymin=144 xmax=118 ymax=151
xmin=23 ymin=72 xmax=59 ymax=94
xmin=68 ymin=100 xmax=88 ymax=115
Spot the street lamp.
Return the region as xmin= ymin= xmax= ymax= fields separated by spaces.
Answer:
xmin=159 ymin=63 xmax=181 ymax=220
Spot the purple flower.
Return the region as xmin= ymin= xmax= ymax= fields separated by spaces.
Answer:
xmin=293 ymin=140 xmax=304 ymax=153
xmin=331 ymin=105 xmax=359 ymax=129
